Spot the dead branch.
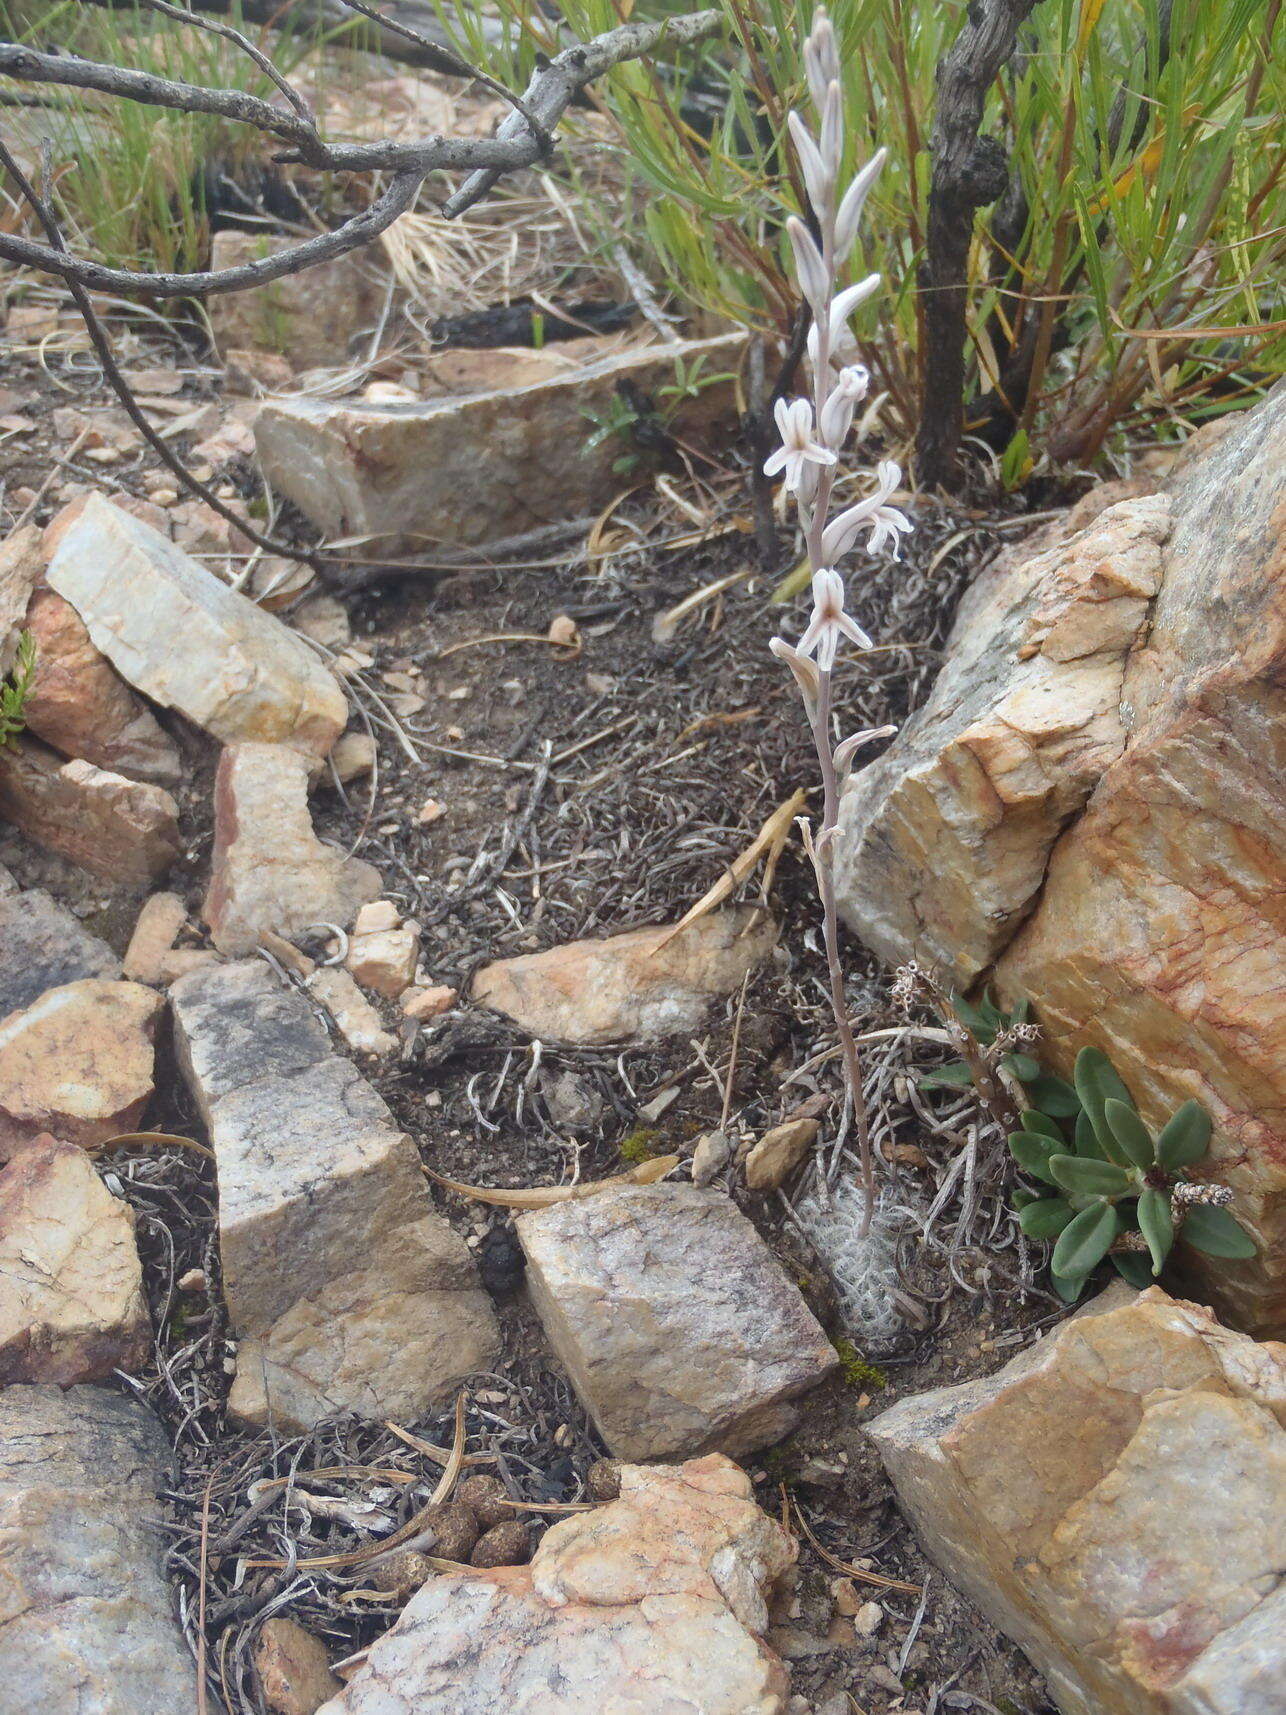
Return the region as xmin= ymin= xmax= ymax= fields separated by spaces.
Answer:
xmin=915 ymin=0 xmax=1042 ymax=493
xmin=0 ymin=10 xmax=721 ymax=292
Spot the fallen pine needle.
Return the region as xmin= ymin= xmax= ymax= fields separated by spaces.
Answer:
xmin=789 ymin=1493 xmax=921 ymax=1595
xmin=423 ymin=1154 xmax=678 ymax=1208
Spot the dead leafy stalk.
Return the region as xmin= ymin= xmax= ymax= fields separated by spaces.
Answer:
xmin=767 ymin=8 xmax=912 ymax=1231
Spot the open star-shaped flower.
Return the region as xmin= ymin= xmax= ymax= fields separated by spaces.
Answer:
xmin=763 ymin=397 xmax=837 ymax=492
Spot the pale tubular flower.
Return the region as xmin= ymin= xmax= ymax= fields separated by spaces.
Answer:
xmin=793 ymin=566 xmax=873 ymax=671
xmin=764 ymin=396 xmax=836 ymax=492
xmin=820 ymin=80 xmax=844 ymax=178
xmin=826 ymin=274 xmax=881 ymax=347
xmin=788 ymin=110 xmax=834 ymax=214
xmin=821 ymin=460 xmax=912 ymax=562
xmin=834 ymin=723 xmax=897 ymax=777
xmin=803 ymin=8 xmax=840 ymax=111
xmin=787 ymin=215 xmax=829 ymax=315
xmin=817 ymin=363 xmax=871 ymax=449
xmin=833 ymin=148 xmax=887 ymax=263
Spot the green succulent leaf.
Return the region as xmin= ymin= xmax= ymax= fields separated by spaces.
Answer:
xmin=1181 ymin=1204 xmax=1257 ymax=1259
xmin=1023 ymin=1073 xmax=1080 ymax=1117
xmin=1021 ymin=1110 xmax=1064 ymax=1144
xmin=1075 ymin=1108 xmax=1109 ymax=1161
xmin=1051 ymin=1269 xmax=1089 ymax=1304
xmin=1112 ymin=1252 xmax=1155 ymax=1288
xmin=1018 ymin=1197 xmax=1076 ymax=1240
xmin=1008 ymin=1131 xmax=1061 ymax=1185
xmin=1002 ymin=1051 xmax=1042 ymax=1082
xmin=977 ymin=991 xmax=1006 ymax=1029
xmin=1048 ymin=1154 xmax=1134 ymax=1197
xmin=951 ymin=994 xmax=997 ymax=1045
xmin=1074 ymin=1048 xmax=1136 ymax=1165
xmin=1052 ymin=1199 xmax=1119 ymax=1278
xmin=1155 ymin=1100 xmax=1212 ymax=1170
xmin=1104 ymin=1098 xmax=1155 ymax=1168
xmin=1011 ymin=1188 xmax=1041 ymax=1211
xmin=919 ymin=1061 xmax=976 ymax=1091
xmin=1137 ymin=1187 xmax=1175 ymax=1275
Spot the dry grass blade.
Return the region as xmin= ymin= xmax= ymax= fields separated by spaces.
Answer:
xmin=435 ymin=631 xmax=583 ymax=660
xmin=97 ymin=1129 xmax=215 ymax=1160
xmin=428 ymin=1394 xmax=468 ymax=1506
xmin=652 ymin=564 xmax=755 ymax=643
xmin=384 ymin=1422 xmax=496 ymax=1468
xmin=789 ymin=1493 xmax=921 ymax=1595
xmin=423 ymin=1155 xmax=679 ymax=1207
xmin=656 ymin=787 xmax=806 ymax=948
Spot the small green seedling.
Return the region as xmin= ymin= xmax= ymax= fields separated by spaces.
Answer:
xmin=1009 ymin=1046 xmax=1256 ymax=1302
xmin=0 ymin=630 xmax=36 ymax=750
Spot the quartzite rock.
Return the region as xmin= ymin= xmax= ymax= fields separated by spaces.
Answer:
xmin=253 ymin=1616 xmax=342 ymax=1715
xmin=21 ymin=586 xmax=181 ymax=785
xmin=255 ymin=333 xmax=744 ymax=554
xmin=834 ymin=385 xmax=1286 ymax=1334
xmin=0 ymin=1132 xmax=149 ymax=1384
xmin=517 ymin=1182 xmax=837 ymax=1460
xmin=316 ymin=1455 xmax=796 ymax=1715
xmin=0 ymin=978 xmax=162 ymax=1156
xmin=0 ymin=736 xmax=180 ymax=883
xmin=0 ymin=523 xmax=41 ymax=673
xmin=43 ymin=493 xmax=347 ymax=759
xmin=307 ymin=966 xmax=396 ymax=1056
xmin=0 ymin=886 xmax=119 ymax=1017
xmin=171 ymin=960 xmax=499 ymax=1429
xmin=868 ymin=1287 xmax=1286 ymax=1715
xmin=745 ymin=1117 xmax=820 ymax=1192
xmin=204 ymin=742 xmax=382 ymax=955
xmin=834 ymin=493 xmax=1171 ymax=983
xmin=0 ymin=1385 xmax=206 ymax=1715
xmin=472 ymin=905 xmax=777 ymax=1046
xmin=208 ymin=232 xmax=385 ymax=370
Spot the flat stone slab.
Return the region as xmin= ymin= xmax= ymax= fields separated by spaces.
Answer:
xmin=0 ymin=737 xmax=180 ymax=884
xmin=518 ymin=1182 xmax=837 ymax=1461
xmin=0 ymin=1132 xmax=149 ymax=1385
xmin=868 ymin=1286 xmax=1286 ymax=1715
xmin=171 ymin=960 xmax=499 ymax=1428
xmin=316 ymin=1455 xmax=795 ymax=1715
xmin=44 ymin=493 xmax=347 ymax=760
xmin=0 ymin=886 xmax=120 ymax=1018
xmin=0 ymin=1385 xmax=205 ymax=1715
xmin=255 ymin=333 xmax=744 ymax=554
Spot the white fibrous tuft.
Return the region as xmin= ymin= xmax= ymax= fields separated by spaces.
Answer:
xmin=793 ymin=1178 xmax=908 ymax=1347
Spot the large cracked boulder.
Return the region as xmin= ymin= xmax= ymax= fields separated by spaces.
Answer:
xmin=316 ymin=1455 xmax=796 ymax=1715
xmin=868 ymin=1287 xmax=1286 ymax=1715
xmin=835 ymin=388 xmax=1286 ymax=1333
xmin=171 ymin=960 xmax=499 ymax=1429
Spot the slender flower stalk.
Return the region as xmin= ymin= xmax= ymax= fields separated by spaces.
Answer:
xmin=768 ymin=8 xmax=912 ymax=1231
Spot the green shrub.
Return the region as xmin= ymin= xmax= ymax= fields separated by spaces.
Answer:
xmin=0 ymin=630 xmax=35 ymax=750
xmin=463 ymin=0 xmax=1285 ymax=477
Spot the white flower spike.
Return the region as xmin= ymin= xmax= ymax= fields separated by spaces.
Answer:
xmin=763 ymin=397 xmax=837 ymax=492
xmin=820 ymin=460 xmax=912 ymax=562
xmin=793 ymin=567 xmax=874 ymax=671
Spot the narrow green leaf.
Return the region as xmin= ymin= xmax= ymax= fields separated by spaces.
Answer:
xmin=1137 ymin=1188 xmax=1175 ymax=1275
xmin=1181 ymin=1204 xmax=1257 ymax=1259
xmin=1012 ymin=1188 xmax=1041 ymax=1211
xmin=1074 ymin=1047 xmax=1136 ymax=1165
xmin=1048 ymin=1154 xmax=1134 ymax=1197
xmin=1021 ymin=1110 xmax=1065 ymax=1144
xmin=1018 ymin=1197 xmax=1076 ymax=1240
xmin=1155 ymin=1100 xmax=1212 ymax=1170
xmin=1112 ymin=1253 xmax=1155 ymax=1288
xmin=1052 ymin=1200 xmax=1119 ymax=1277
xmin=1104 ymin=1098 xmax=1155 ymax=1167
xmin=1008 ymin=1131 xmax=1061 ymax=1185
xmin=951 ymin=994 xmax=996 ymax=1043
xmin=919 ymin=1062 xmax=975 ymax=1090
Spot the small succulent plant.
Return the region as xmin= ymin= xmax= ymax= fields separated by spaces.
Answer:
xmin=0 ymin=630 xmax=35 ymax=750
xmin=1009 ymin=1046 xmax=1256 ymax=1301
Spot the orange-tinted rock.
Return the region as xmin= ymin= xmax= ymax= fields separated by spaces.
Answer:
xmin=253 ymin=1616 xmax=341 ymax=1715
xmin=870 ymin=1287 xmax=1286 ymax=1715
xmin=0 ymin=1133 xmax=149 ymax=1384
xmin=0 ymin=737 xmax=179 ymax=884
xmin=314 ymin=1456 xmax=796 ymax=1715
xmin=0 ymin=979 xmax=162 ymax=1155
xmin=22 ymin=587 xmax=180 ymax=785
